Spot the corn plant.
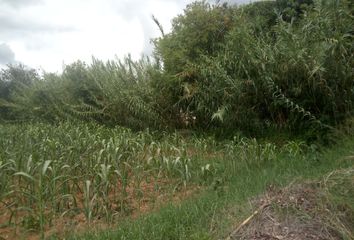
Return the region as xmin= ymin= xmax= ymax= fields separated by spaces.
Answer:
xmin=0 ymin=121 xmax=319 ymax=238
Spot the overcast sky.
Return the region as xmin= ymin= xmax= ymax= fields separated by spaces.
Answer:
xmin=0 ymin=0 xmax=251 ymax=73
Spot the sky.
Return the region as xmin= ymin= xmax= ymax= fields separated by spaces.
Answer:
xmin=0 ymin=0 xmax=251 ymax=73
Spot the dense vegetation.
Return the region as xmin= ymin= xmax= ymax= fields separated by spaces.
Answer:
xmin=0 ymin=0 xmax=353 ymax=239
xmin=0 ymin=0 xmax=353 ymax=139
xmin=0 ymin=122 xmax=353 ymax=239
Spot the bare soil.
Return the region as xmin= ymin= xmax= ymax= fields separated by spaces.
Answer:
xmin=0 ymin=179 xmax=201 ymax=240
xmin=228 ymin=169 xmax=354 ymax=240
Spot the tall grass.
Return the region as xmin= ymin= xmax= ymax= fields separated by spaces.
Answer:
xmin=1 ymin=0 xmax=352 ymax=137
xmin=184 ymin=0 xmax=353 ymax=134
xmin=0 ymin=56 xmax=161 ymax=130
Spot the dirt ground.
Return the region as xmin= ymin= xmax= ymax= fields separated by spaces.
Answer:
xmin=228 ymin=169 xmax=354 ymax=240
xmin=0 ymin=179 xmax=200 ymax=240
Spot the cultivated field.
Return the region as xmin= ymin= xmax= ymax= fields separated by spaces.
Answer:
xmin=0 ymin=122 xmax=353 ymax=239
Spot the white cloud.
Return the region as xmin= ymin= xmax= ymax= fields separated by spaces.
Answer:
xmin=0 ymin=43 xmax=15 ymax=64
xmin=0 ymin=0 xmax=251 ymax=72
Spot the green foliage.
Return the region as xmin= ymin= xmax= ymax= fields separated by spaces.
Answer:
xmin=276 ymin=0 xmax=314 ymax=22
xmin=0 ymin=0 xmax=353 ymax=137
xmin=153 ymin=0 xmax=353 ymax=137
xmin=0 ymin=57 xmax=163 ymax=129
xmin=3 ymin=121 xmax=350 ymax=238
xmin=0 ymin=122 xmax=273 ymax=235
xmin=60 ymin=128 xmax=354 ymax=240
xmin=154 ymin=1 xmax=235 ymax=75
xmin=242 ymin=1 xmax=278 ymax=34
xmin=0 ymin=64 xmax=40 ymax=121
xmin=0 ymin=2 xmax=353 ymax=238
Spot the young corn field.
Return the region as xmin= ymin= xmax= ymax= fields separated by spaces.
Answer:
xmin=0 ymin=122 xmax=314 ymax=239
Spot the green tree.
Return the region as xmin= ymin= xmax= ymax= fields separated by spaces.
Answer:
xmin=153 ymin=1 xmax=237 ymax=127
xmin=0 ymin=64 xmax=39 ymax=121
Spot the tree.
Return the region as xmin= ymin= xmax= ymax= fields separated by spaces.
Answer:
xmin=153 ymin=1 xmax=237 ymax=127
xmin=154 ymin=1 xmax=235 ymax=74
xmin=0 ymin=64 xmax=38 ymax=100
xmin=0 ymin=64 xmax=39 ymax=121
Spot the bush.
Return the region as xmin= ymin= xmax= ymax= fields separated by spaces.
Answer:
xmin=153 ymin=0 xmax=354 ymax=136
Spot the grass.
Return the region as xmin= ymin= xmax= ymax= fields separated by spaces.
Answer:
xmin=0 ymin=122 xmax=353 ymax=239
xmin=57 ymin=129 xmax=353 ymax=239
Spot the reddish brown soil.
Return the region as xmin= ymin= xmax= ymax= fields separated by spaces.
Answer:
xmin=0 ymin=178 xmax=201 ymax=240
